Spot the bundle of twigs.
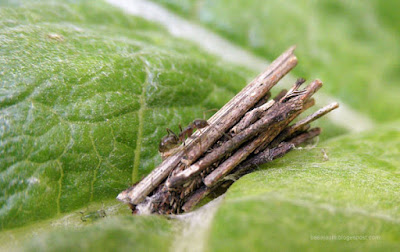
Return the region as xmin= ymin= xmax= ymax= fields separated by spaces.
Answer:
xmin=117 ymin=46 xmax=339 ymax=214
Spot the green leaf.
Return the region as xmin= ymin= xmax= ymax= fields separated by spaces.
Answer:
xmin=208 ymin=122 xmax=400 ymax=251
xmin=0 ymin=0 xmax=251 ymax=231
xmin=24 ymin=215 xmax=174 ymax=252
xmin=151 ymin=0 xmax=400 ymax=122
xmin=2 ymin=0 xmax=400 ymax=251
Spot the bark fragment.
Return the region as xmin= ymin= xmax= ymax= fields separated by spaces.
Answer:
xmin=117 ymin=47 xmax=339 ymax=214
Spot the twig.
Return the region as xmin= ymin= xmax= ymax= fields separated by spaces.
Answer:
xmin=182 ymin=128 xmax=322 ymax=211
xmin=117 ymin=46 xmax=297 ymax=205
xmin=236 ymin=127 xmax=322 ymax=174
xmin=253 ymin=97 xmax=316 ymax=154
xmin=270 ymin=102 xmax=339 ymax=147
xmin=181 ymin=46 xmax=298 ymax=165
xmin=203 ymin=80 xmax=322 ymax=187
xmin=117 ymin=46 xmax=339 ymax=214
xmin=117 ymin=47 xmax=297 ymax=205
xmin=231 ymin=96 xmax=274 ymax=134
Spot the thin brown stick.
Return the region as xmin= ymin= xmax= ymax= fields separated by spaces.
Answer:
xmin=182 ymin=186 xmax=209 ymax=212
xmin=181 ymin=46 xmax=298 ymax=166
xmin=286 ymin=102 xmax=338 ymax=135
xmin=168 ymin=80 xmax=321 ymax=188
xmin=183 ymin=128 xmax=322 ymax=211
xmin=118 ymin=46 xmax=339 ymax=215
xmin=236 ymin=127 xmax=322 ymax=174
xmin=203 ymin=80 xmax=322 ymax=187
xmin=253 ymin=97 xmax=315 ymax=154
xmin=230 ymin=99 xmax=275 ymax=134
xmin=167 ymin=100 xmax=299 ymax=188
xmin=270 ymin=102 xmax=339 ymax=147
xmin=117 ymin=46 xmax=298 ymax=205
xmin=202 ymin=102 xmax=300 ymax=187
xmin=230 ymin=89 xmax=290 ymax=135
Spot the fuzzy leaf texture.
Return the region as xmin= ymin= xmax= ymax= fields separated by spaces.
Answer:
xmin=1 ymin=0 xmax=399 ymax=251
xmin=0 ymin=0 xmax=248 ymax=232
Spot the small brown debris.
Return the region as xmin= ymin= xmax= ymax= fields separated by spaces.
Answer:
xmin=47 ymin=33 xmax=64 ymax=42
xmin=117 ymin=46 xmax=339 ymax=214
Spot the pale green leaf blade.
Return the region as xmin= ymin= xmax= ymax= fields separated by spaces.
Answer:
xmin=24 ymin=215 xmax=174 ymax=252
xmin=151 ymin=0 xmax=400 ymax=122
xmin=208 ymin=122 xmax=400 ymax=251
xmin=0 ymin=0 xmax=251 ymax=230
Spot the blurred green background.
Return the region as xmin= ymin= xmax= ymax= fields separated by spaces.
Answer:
xmin=153 ymin=0 xmax=400 ymax=122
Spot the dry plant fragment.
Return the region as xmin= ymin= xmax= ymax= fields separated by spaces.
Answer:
xmin=117 ymin=46 xmax=339 ymax=214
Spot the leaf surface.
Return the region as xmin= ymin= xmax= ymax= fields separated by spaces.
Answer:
xmin=0 ymin=0 xmax=250 ymax=232
xmin=208 ymin=123 xmax=400 ymax=251
xmin=152 ymin=0 xmax=400 ymax=122
xmin=2 ymin=0 xmax=400 ymax=251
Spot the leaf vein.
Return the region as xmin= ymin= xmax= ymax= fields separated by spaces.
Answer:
xmin=89 ymin=130 xmax=102 ymax=203
xmin=131 ymin=57 xmax=150 ymax=183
